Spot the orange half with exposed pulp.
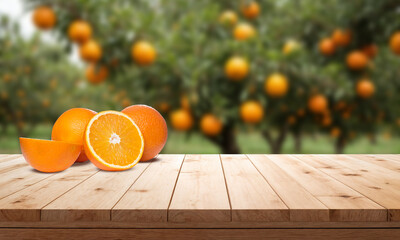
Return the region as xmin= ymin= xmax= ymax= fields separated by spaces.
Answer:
xmin=19 ymin=138 xmax=81 ymax=173
xmin=84 ymin=111 xmax=144 ymax=171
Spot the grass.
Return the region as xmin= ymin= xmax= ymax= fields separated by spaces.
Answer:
xmin=1 ymin=124 xmax=400 ymax=154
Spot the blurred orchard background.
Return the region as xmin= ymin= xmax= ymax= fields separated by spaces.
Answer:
xmin=1 ymin=0 xmax=400 ymax=154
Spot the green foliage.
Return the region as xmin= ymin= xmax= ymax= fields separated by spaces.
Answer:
xmin=20 ymin=0 xmax=400 ymax=152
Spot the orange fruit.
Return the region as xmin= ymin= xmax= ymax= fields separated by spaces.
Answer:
xmin=86 ymin=64 xmax=108 ymax=84
xmin=330 ymin=127 xmax=341 ymax=138
xmin=321 ymin=116 xmax=332 ymax=127
xmin=200 ymin=114 xmax=223 ymax=136
xmin=180 ymin=95 xmax=191 ymax=110
xmin=233 ymin=23 xmax=256 ymax=41
xmin=51 ymin=108 xmax=97 ymax=162
xmin=319 ymin=38 xmax=335 ymax=56
xmin=287 ymin=116 xmax=296 ymax=125
xmin=362 ymin=44 xmax=378 ymax=59
xmin=308 ymin=95 xmax=328 ymax=114
xmin=84 ymin=111 xmax=144 ymax=171
xmin=241 ymin=1 xmax=260 ymax=19
xmin=131 ymin=41 xmax=156 ymax=66
xmin=331 ymin=29 xmax=351 ymax=47
xmin=283 ymin=39 xmax=300 ymax=55
xmin=68 ymin=20 xmax=92 ymax=45
xmin=346 ymin=51 xmax=368 ymax=70
xmin=356 ymin=79 xmax=375 ymax=98
xmin=20 ymin=138 xmax=81 ymax=173
xmin=122 ymin=105 xmax=168 ymax=161
xmin=156 ymin=102 xmax=170 ymax=113
xmin=219 ymin=10 xmax=238 ymax=25
xmin=240 ymin=100 xmax=264 ymax=124
xmin=265 ymin=73 xmax=289 ymax=97
xmin=170 ymin=109 xmax=193 ymax=131
xmin=32 ymin=6 xmax=56 ymax=30
xmin=80 ymin=40 xmax=102 ymax=62
xmin=225 ymin=56 xmax=249 ymax=81
xmin=390 ymin=32 xmax=400 ymax=55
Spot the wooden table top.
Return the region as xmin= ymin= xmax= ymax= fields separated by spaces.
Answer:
xmin=1 ymin=154 xmax=400 ymax=228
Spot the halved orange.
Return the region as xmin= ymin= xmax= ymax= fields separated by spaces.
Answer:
xmin=19 ymin=138 xmax=81 ymax=173
xmin=84 ymin=111 xmax=144 ymax=171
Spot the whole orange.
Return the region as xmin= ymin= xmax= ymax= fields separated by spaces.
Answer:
xmin=122 ymin=105 xmax=168 ymax=161
xmin=51 ymin=108 xmax=97 ymax=162
xmin=356 ymin=79 xmax=375 ymax=98
xmin=346 ymin=51 xmax=368 ymax=70
xmin=233 ymin=23 xmax=256 ymax=41
xmin=319 ymin=38 xmax=335 ymax=56
xmin=200 ymin=114 xmax=223 ymax=136
xmin=68 ymin=20 xmax=92 ymax=45
xmin=219 ymin=10 xmax=238 ymax=26
xmin=241 ymin=1 xmax=260 ymax=19
xmin=361 ymin=44 xmax=378 ymax=59
xmin=330 ymin=127 xmax=341 ymax=138
xmin=389 ymin=32 xmax=400 ymax=55
xmin=225 ymin=56 xmax=249 ymax=81
xmin=131 ymin=41 xmax=157 ymax=66
xmin=86 ymin=64 xmax=108 ymax=84
xmin=265 ymin=73 xmax=289 ymax=97
xmin=32 ymin=6 xmax=56 ymax=30
xmin=80 ymin=40 xmax=102 ymax=62
xmin=331 ymin=29 xmax=351 ymax=47
xmin=308 ymin=95 xmax=328 ymax=114
xmin=170 ymin=109 xmax=193 ymax=131
xmin=240 ymin=100 xmax=264 ymax=124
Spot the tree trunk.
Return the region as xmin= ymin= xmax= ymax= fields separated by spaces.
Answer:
xmin=207 ymin=125 xmax=240 ymax=154
xmin=335 ymin=136 xmax=346 ymax=154
xmin=262 ymin=124 xmax=288 ymax=154
xmin=293 ymin=131 xmax=302 ymax=153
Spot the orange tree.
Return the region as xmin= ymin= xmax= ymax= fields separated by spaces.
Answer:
xmin=0 ymin=15 xmax=84 ymax=136
xmin=25 ymin=0 xmax=400 ymax=153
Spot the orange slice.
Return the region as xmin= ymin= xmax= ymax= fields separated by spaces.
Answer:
xmin=19 ymin=138 xmax=81 ymax=173
xmin=84 ymin=111 xmax=144 ymax=171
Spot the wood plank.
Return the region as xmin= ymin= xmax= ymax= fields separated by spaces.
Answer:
xmin=220 ymin=155 xmax=289 ymax=222
xmin=1 ymin=219 xmax=400 ymax=229
xmin=0 ymin=163 xmax=98 ymax=222
xmin=0 ymin=155 xmax=22 ymax=163
xmin=374 ymin=154 xmax=400 ymax=162
xmin=0 ymin=156 xmax=28 ymax=174
xmin=168 ymin=154 xmax=230 ymax=222
xmin=0 ymin=154 xmax=10 ymax=162
xmin=112 ymin=155 xmax=185 ymax=222
xmin=348 ymin=154 xmax=400 ymax=173
xmin=1 ymin=228 xmax=400 ymax=240
xmin=42 ymin=162 xmax=151 ymax=222
xmin=247 ymin=154 xmax=329 ymax=222
xmin=0 ymin=165 xmax=55 ymax=200
xmin=266 ymin=155 xmax=386 ymax=222
xmin=294 ymin=155 xmax=400 ymax=221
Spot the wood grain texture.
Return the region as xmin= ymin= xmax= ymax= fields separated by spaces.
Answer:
xmin=0 ymin=165 xmax=54 ymax=200
xmin=1 ymin=228 xmax=400 ymax=240
xmin=0 ymin=154 xmax=399 ymax=228
xmin=112 ymin=155 xmax=185 ymax=222
xmin=294 ymin=155 xmax=398 ymax=221
xmin=0 ymin=156 xmax=27 ymax=174
xmin=247 ymin=154 xmax=329 ymax=222
xmin=0 ymin=155 xmax=21 ymax=163
xmin=0 ymin=162 xmax=98 ymax=222
xmin=220 ymin=154 xmax=289 ymax=222
xmin=268 ymin=155 xmax=386 ymax=222
xmin=41 ymin=162 xmax=150 ymax=222
xmin=168 ymin=154 xmax=230 ymax=222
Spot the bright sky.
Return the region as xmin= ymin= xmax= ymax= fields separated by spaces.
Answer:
xmin=0 ymin=0 xmax=82 ymax=65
